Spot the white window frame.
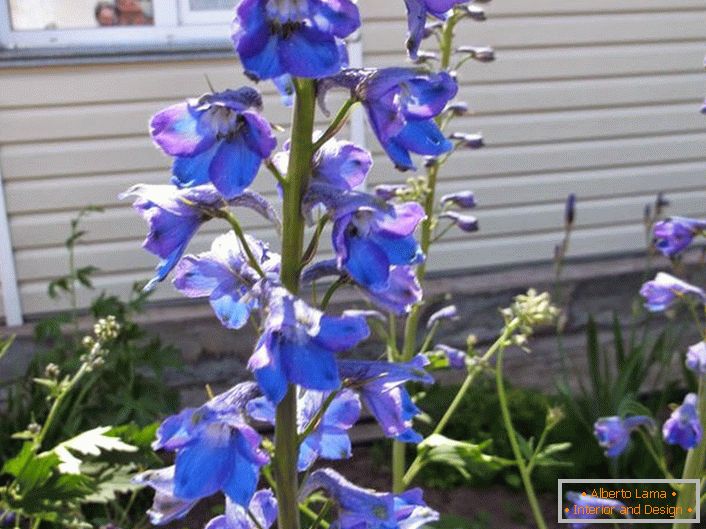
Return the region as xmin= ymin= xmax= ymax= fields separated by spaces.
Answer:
xmin=0 ymin=0 xmax=234 ymax=50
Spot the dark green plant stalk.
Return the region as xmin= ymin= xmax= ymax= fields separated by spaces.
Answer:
xmin=274 ymin=77 xmax=316 ymax=529
xmin=673 ymin=378 xmax=706 ymax=529
xmin=392 ymin=13 xmax=458 ymax=494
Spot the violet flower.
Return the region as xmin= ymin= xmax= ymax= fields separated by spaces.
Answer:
xmin=440 ymin=191 xmax=475 ymax=209
xmin=639 ymin=272 xmax=706 ymax=312
xmin=686 ymin=341 xmax=706 ymax=376
xmin=303 ymin=260 xmax=422 ymax=315
xmin=231 ymin=0 xmax=359 ymax=80
xmin=150 ymin=88 xmax=276 ymax=199
xmin=319 ymin=68 xmax=457 ymax=170
xmin=439 ymin=210 xmax=478 ymax=232
xmin=653 ymin=217 xmax=706 ymax=258
xmin=338 ymin=355 xmax=433 ymax=443
xmin=248 ymin=286 xmax=370 ymax=404
xmin=403 ymin=0 xmax=470 ymax=60
xmin=593 ymin=416 xmax=655 ymax=458
xmin=433 ymin=344 xmax=467 ymax=369
xmin=205 ymin=490 xmax=277 ymax=529
xmin=301 ymin=468 xmax=439 ymax=529
xmin=247 ymin=389 xmax=361 ymax=470
xmin=138 ymin=383 xmax=268 ymax=513
xmin=120 ymin=184 xmax=226 ymax=290
xmin=173 ymin=232 xmax=280 ymax=329
xmin=332 ymin=201 xmax=425 ymax=291
xmin=663 ymin=393 xmax=703 ymax=450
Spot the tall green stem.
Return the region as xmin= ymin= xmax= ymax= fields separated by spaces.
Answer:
xmin=673 ymin=378 xmax=706 ymax=529
xmin=496 ymin=347 xmax=548 ymax=529
xmin=392 ymin=15 xmax=457 ymax=494
xmin=275 ymin=77 xmax=316 ymax=529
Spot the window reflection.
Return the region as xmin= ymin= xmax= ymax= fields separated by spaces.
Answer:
xmin=8 ymin=0 xmax=154 ymax=30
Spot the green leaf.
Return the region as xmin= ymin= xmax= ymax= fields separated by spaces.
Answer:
xmin=53 ymin=426 xmax=137 ymax=474
xmin=2 ymin=443 xmax=61 ymax=492
xmin=0 ymin=335 xmax=14 ymax=363
xmin=417 ymin=434 xmax=512 ymax=480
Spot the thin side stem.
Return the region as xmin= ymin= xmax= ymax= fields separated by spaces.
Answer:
xmin=313 ymin=99 xmax=357 ymax=152
xmin=496 ymin=347 xmax=548 ymax=529
xmin=403 ymin=319 xmax=520 ymax=486
xmin=222 ymin=210 xmax=266 ymax=277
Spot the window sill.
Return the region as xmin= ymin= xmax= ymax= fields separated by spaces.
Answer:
xmin=0 ymin=41 xmax=234 ymax=68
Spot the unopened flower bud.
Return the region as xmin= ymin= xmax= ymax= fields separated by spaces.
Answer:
xmin=28 ymin=422 xmax=41 ymax=435
xmin=44 ymin=363 xmax=60 ymax=380
xmin=450 ymin=132 xmax=484 ymax=149
xmin=414 ymin=51 xmax=438 ymax=64
xmin=457 ymin=45 xmax=495 ymax=62
xmin=459 ymin=4 xmax=486 ymax=21
xmin=445 ymin=101 xmax=469 ymax=116
xmin=564 ymin=193 xmax=576 ymax=226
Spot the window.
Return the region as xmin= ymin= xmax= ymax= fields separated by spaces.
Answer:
xmin=0 ymin=0 xmax=236 ymax=50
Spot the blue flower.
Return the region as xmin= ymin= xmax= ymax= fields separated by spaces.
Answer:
xmin=132 ymin=466 xmax=198 ymax=525
xmin=564 ymin=491 xmax=629 ymax=529
xmin=686 ymin=341 xmax=706 ymax=376
xmin=403 ymin=0 xmax=469 ymax=60
xmin=205 ymin=490 xmax=278 ymax=529
xmin=303 ymin=260 xmax=422 ymax=315
xmin=338 ymin=355 xmax=433 ymax=443
xmin=319 ymin=68 xmax=457 ymax=169
xmin=332 ymin=201 xmax=425 ymax=291
xmin=639 ymin=272 xmax=706 ymax=312
xmin=150 ymin=88 xmax=276 ymax=199
xmin=439 ymin=211 xmax=478 ymax=233
xmin=247 ymin=388 xmax=360 ymax=470
xmin=274 ymin=136 xmax=373 ymax=192
xmin=144 ymin=382 xmax=268 ymax=509
xmin=653 ymin=217 xmax=706 ymax=257
xmin=173 ymin=232 xmax=280 ymax=329
xmin=593 ymin=416 xmax=655 ymax=458
xmin=120 ymin=184 xmax=226 ymax=290
xmin=248 ymin=286 xmax=370 ymax=404
xmin=231 ymin=0 xmax=360 ymax=81
xmin=433 ymin=344 xmax=466 ymax=369
xmin=663 ymin=393 xmax=703 ymax=450
xmin=301 ymin=468 xmax=439 ymax=529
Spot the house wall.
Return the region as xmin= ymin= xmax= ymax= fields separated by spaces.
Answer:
xmin=0 ymin=0 xmax=705 ymax=323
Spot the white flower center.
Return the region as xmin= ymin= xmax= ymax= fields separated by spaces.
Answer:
xmin=266 ymin=0 xmax=308 ymax=22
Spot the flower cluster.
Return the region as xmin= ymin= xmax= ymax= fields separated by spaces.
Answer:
xmin=123 ymin=1 xmax=498 ymax=527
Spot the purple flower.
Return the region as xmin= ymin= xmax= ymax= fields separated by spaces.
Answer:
xmin=433 ymin=344 xmax=466 ymax=369
xmin=403 ymin=0 xmax=469 ymax=60
xmin=132 ymin=466 xmax=198 ymax=525
xmin=338 ymin=355 xmax=433 ymax=443
xmin=639 ymin=272 xmax=706 ymax=312
xmin=439 ymin=211 xmax=478 ymax=232
xmin=248 ymin=287 xmax=370 ymax=404
xmin=320 ymin=68 xmax=457 ymax=170
xmin=274 ymin=136 xmax=373 ymax=192
xmin=564 ymin=491 xmax=628 ymax=529
xmin=144 ymin=382 xmax=268 ymax=509
xmin=205 ymin=490 xmax=277 ymax=529
xmin=231 ymin=0 xmax=360 ymax=81
xmin=303 ymin=260 xmax=422 ymax=315
xmin=653 ymin=217 xmax=706 ymax=257
xmin=332 ymin=201 xmax=425 ymax=291
xmin=593 ymin=416 xmax=655 ymax=458
xmin=173 ymin=232 xmax=280 ymax=329
xmin=374 ymin=184 xmax=406 ymax=201
xmin=686 ymin=341 xmax=706 ymax=376
xmin=120 ymin=184 xmax=226 ymax=290
xmin=440 ymin=191 xmax=475 ymax=209
xmin=247 ymin=389 xmax=360 ymax=470
xmin=150 ymin=88 xmax=276 ymax=199
xmin=663 ymin=393 xmax=703 ymax=450
xmin=301 ymin=468 xmax=439 ymax=529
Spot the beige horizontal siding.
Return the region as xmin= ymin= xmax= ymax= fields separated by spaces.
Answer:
xmin=1 ymin=1 xmax=706 ymax=317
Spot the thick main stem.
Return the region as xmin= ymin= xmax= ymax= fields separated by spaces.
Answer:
xmin=673 ymin=378 xmax=706 ymax=529
xmin=275 ymin=78 xmax=316 ymax=529
xmin=392 ymin=17 xmax=456 ymax=494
